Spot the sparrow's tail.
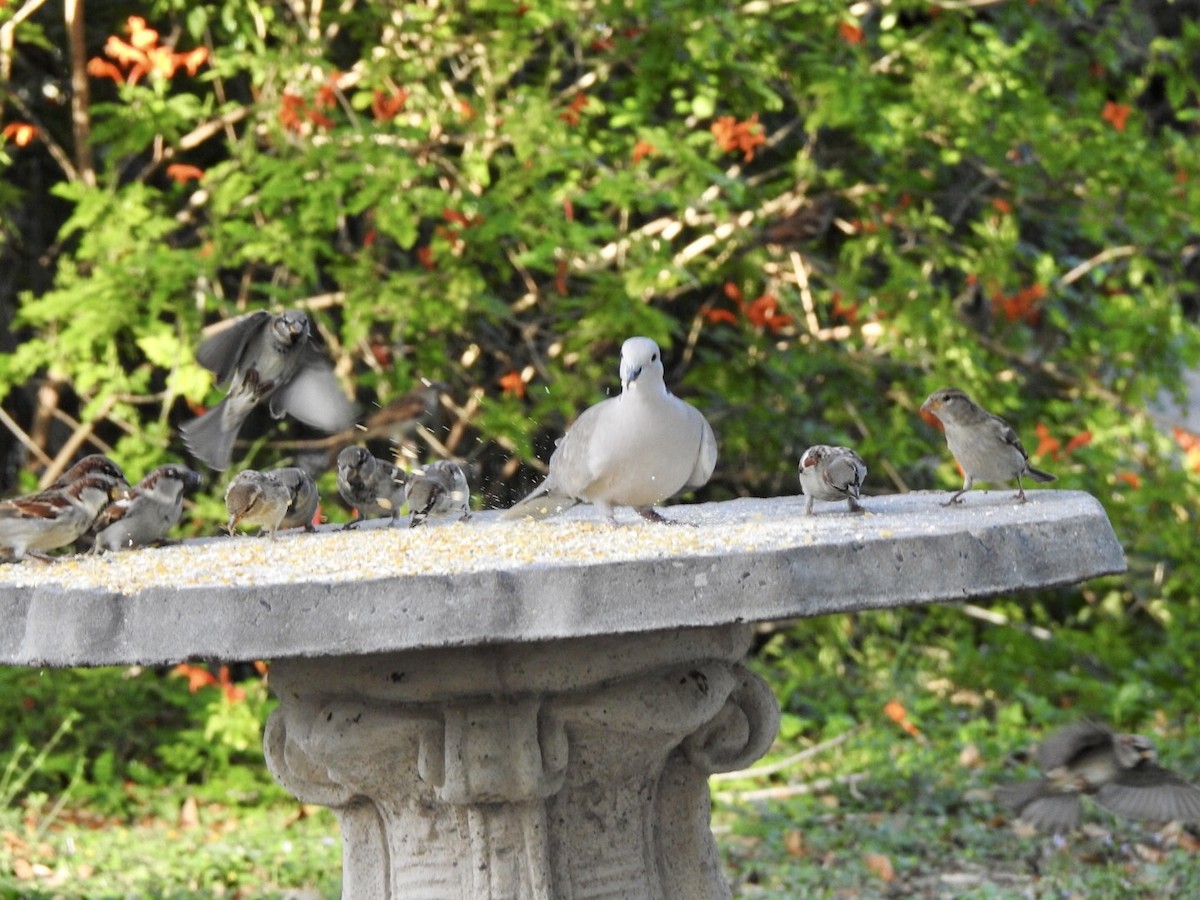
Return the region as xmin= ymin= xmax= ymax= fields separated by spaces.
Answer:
xmin=501 ymin=482 xmax=579 ymax=521
xmin=1026 ymin=465 xmax=1056 ymax=483
xmin=180 ymin=401 xmax=238 ymax=471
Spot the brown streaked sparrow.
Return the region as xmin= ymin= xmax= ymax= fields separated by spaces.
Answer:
xmin=273 ymin=467 xmax=320 ymax=532
xmin=225 ymin=469 xmax=291 ymax=539
xmin=92 ymin=464 xmax=203 ymax=553
xmin=181 ymin=309 xmax=356 ymax=471
xmin=798 ymin=445 xmax=867 ymax=515
xmin=920 ymin=387 xmax=1054 ymax=505
xmin=48 ymin=454 xmax=127 ymax=490
xmin=335 ymin=446 xmax=406 ymax=529
xmin=0 ymin=474 xmax=127 ymax=561
xmin=996 ymin=720 xmax=1200 ymax=831
xmin=405 ymin=460 xmax=471 ymax=527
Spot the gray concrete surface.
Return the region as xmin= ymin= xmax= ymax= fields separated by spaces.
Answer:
xmin=0 ymin=490 xmax=1125 ymax=667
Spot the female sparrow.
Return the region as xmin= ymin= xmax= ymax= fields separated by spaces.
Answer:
xmin=405 ymin=460 xmax=471 ymax=527
xmin=798 ymin=445 xmax=867 ymax=515
xmin=335 ymin=446 xmax=406 ymax=528
xmin=225 ymin=469 xmax=291 ymax=539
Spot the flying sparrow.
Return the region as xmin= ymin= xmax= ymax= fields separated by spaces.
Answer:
xmin=996 ymin=720 xmax=1200 ymax=831
xmin=181 ymin=309 xmax=356 ymax=470
xmin=0 ymin=473 xmax=128 ymax=561
xmin=272 ymin=467 xmax=320 ymax=532
xmin=405 ymin=460 xmax=471 ymax=527
xmin=920 ymin=387 xmax=1054 ymax=504
xmin=92 ymin=464 xmax=203 ymax=552
xmin=335 ymin=446 xmax=406 ymax=528
xmin=224 ymin=469 xmax=291 ymax=539
xmin=798 ymin=445 xmax=867 ymax=515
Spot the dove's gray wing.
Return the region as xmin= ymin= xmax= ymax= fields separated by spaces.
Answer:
xmin=195 ymin=311 xmax=271 ymax=385
xmin=547 ymin=399 xmax=614 ymax=498
xmin=684 ymin=411 xmax=718 ymax=490
xmin=271 ymin=362 xmax=357 ymax=431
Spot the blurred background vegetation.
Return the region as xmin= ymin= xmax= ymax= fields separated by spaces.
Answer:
xmin=2 ymin=0 xmax=1200 ymax=894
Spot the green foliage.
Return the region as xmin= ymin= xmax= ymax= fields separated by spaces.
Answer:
xmin=1 ymin=2 xmax=1200 ymax=889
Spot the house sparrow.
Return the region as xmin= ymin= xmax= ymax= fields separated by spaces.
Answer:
xmin=920 ymin=387 xmax=1054 ymax=504
xmin=405 ymin=460 xmax=471 ymax=527
xmin=798 ymin=445 xmax=867 ymax=515
xmin=996 ymin=720 xmax=1200 ymax=831
xmin=273 ymin=467 xmax=320 ymax=532
xmin=504 ymin=337 xmax=718 ymax=524
xmin=0 ymin=474 xmax=127 ymax=561
xmin=335 ymin=446 xmax=406 ymax=528
xmin=181 ymin=309 xmax=356 ymax=471
xmin=224 ymin=469 xmax=291 ymax=539
xmin=92 ymin=464 xmax=203 ymax=552
xmin=48 ymin=454 xmax=127 ymax=490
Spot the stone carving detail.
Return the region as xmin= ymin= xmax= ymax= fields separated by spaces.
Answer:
xmin=263 ymin=626 xmax=780 ymax=899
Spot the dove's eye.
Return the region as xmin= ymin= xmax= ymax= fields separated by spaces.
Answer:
xmin=651 ymin=352 xmax=658 ymax=361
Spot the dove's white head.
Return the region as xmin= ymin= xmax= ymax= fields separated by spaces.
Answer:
xmin=619 ymin=337 xmax=666 ymax=392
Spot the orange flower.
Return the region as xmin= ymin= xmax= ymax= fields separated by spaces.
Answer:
xmin=1064 ymin=430 xmax=1093 ymax=454
xmin=702 ymin=307 xmax=739 ymax=325
xmin=991 ymin=197 xmax=1013 ymax=214
xmin=562 ymin=197 xmax=575 ymax=222
xmin=993 ymin=283 xmax=1045 ymax=324
xmin=745 ymin=293 xmax=792 ymax=333
xmin=87 ymin=58 xmax=125 ymax=83
xmin=555 ymin=258 xmax=569 ymax=296
xmin=559 ymin=92 xmax=589 ymax=126
xmin=416 ymin=245 xmax=436 ymax=270
xmin=883 ymin=699 xmax=921 ymax=737
xmin=127 ymin=16 xmax=159 ymax=50
xmin=711 ymin=113 xmax=766 ymax=162
xmin=498 ymin=370 xmax=526 ymax=399
xmin=165 ymin=163 xmax=204 ymax=183
xmin=1034 ymin=422 xmax=1061 ymax=460
xmin=838 ymin=22 xmax=865 ymax=45
xmin=1 ymin=122 xmax=37 ymax=147
xmin=280 ymin=93 xmax=307 ymax=132
xmin=307 ymin=109 xmax=335 ymax=130
xmin=831 ymin=293 xmax=859 ymax=326
xmin=1102 ymin=101 xmax=1131 ymax=132
xmin=631 ymin=140 xmax=656 ymax=164
xmin=174 ymin=663 xmax=217 ymax=693
xmin=315 ymin=73 xmax=340 ymax=109
xmin=1114 ymin=471 xmax=1141 ymax=489
xmin=372 ymin=88 xmax=409 ymax=121
xmin=178 ymin=47 xmax=209 ymax=76
xmin=459 ymin=99 xmax=477 ymax=120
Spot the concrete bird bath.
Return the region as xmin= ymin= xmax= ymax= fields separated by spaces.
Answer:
xmin=0 ymin=491 xmax=1125 ymax=898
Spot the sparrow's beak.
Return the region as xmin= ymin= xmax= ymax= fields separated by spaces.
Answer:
xmin=920 ymin=397 xmax=939 ymax=413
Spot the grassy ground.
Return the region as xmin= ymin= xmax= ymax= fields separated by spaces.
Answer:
xmin=3 ymin=732 xmax=1198 ymax=899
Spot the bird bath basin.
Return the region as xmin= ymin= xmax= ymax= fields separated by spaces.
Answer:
xmin=0 ymin=491 xmax=1125 ymax=898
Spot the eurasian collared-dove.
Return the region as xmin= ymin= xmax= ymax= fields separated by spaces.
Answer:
xmin=505 ymin=336 xmax=717 ymax=524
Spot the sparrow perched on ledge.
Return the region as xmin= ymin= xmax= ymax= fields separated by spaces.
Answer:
xmin=225 ymin=469 xmax=291 ymax=539
xmin=798 ymin=445 xmax=867 ymax=515
xmin=0 ymin=473 xmax=128 ymax=561
xmin=920 ymin=387 xmax=1054 ymax=505
xmin=336 ymin=446 xmax=406 ymax=528
xmin=405 ymin=460 xmax=471 ymax=527
xmin=182 ymin=309 xmax=356 ymax=471
xmin=92 ymin=464 xmax=203 ymax=552
xmin=48 ymin=454 xmax=127 ymax=490
xmin=996 ymin=720 xmax=1200 ymax=831
xmin=273 ymin=467 xmax=320 ymax=532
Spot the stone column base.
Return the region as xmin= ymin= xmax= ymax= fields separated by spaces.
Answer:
xmin=264 ymin=625 xmax=780 ymax=899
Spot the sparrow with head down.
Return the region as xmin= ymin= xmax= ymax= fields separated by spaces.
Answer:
xmin=405 ymin=460 xmax=471 ymax=527
xmin=798 ymin=445 xmax=867 ymax=515
xmin=224 ymin=469 xmax=291 ymax=539
xmin=92 ymin=464 xmax=203 ymax=552
xmin=335 ymin=446 xmax=406 ymax=529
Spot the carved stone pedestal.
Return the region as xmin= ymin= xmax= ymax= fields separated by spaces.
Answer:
xmin=263 ymin=625 xmax=779 ymax=899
